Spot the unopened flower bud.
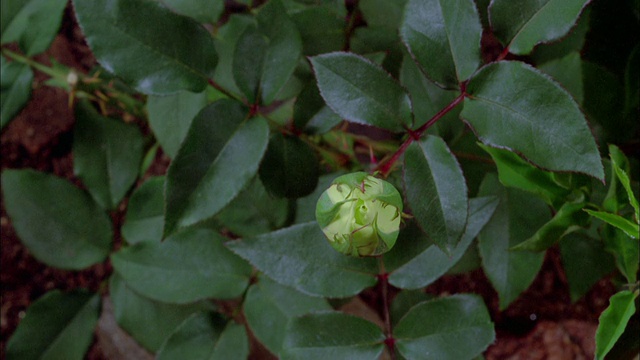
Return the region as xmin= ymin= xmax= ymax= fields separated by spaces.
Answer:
xmin=315 ymin=172 xmax=403 ymax=257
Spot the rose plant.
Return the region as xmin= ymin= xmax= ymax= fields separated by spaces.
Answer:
xmin=1 ymin=0 xmax=638 ymax=359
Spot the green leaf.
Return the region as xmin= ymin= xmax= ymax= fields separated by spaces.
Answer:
xmin=295 ymin=172 xmax=343 ymax=224
xmin=595 ymin=290 xmax=638 ymax=360
xmin=281 ymin=312 xmax=385 ymax=359
xmin=73 ymin=101 xmax=144 ymax=210
xmin=310 ymin=52 xmax=412 ymax=132
xmin=156 ymin=312 xmax=249 ymax=360
xmin=479 ymin=143 xmax=570 ymax=207
xmin=212 ymin=14 xmax=254 ymax=97
xmin=390 ymin=290 xmax=433 ymax=326
xmin=585 ymin=210 xmax=639 ymax=239
xmin=477 ymin=173 xmax=549 ymax=309
xmin=112 ymin=228 xmax=252 ymax=303
xmin=559 ymin=232 xmax=615 ymax=302
xmin=538 ymin=51 xmax=584 ymax=104
xmin=228 ymin=222 xmax=378 ymax=298
xmin=73 ymin=0 xmax=218 ymax=94
xmin=290 ymin=5 xmax=345 ymax=56
xmin=1 ymin=57 xmax=33 ymax=129
xmin=394 ymin=294 xmax=495 ymax=360
xmin=6 ymin=290 xmax=100 ymax=360
xmin=0 ymin=0 xmax=67 ymax=55
xmin=462 ymin=61 xmax=604 ymax=180
xmin=603 ymin=226 xmax=639 ymax=284
xmin=122 ymin=176 xmax=165 ymax=244
xmin=293 ymin=81 xmax=342 ymax=134
xmin=164 ymin=100 xmax=269 ymax=235
xmin=215 ymin=177 xmax=289 ymax=237
xmin=609 ymin=144 xmax=640 ymax=222
xmin=244 ymin=275 xmax=332 ymax=356
xmin=1 ymin=169 xmax=112 ymax=270
xmin=233 ymin=0 xmax=302 ymax=104
xmin=147 ymin=90 xmax=208 ymax=158
xmin=531 ymin=9 xmax=590 ymax=64
xmin=489 ymin=0 xmax=590 ymax=55
xmin=400 ymin=0 xmax=482 ymax=88
xmin=109 ymin=273 xmax=214 ymax=351
xmin=259 ymin=133 xmax=319 ymax=198
xmin=359 ymin=0 xmax=407 ymax=29
xmin=159 ymin=0 xmax=224 ymax=24
xmin=389 ymin=196 xmax=498 ymax=289
xmin=403 ymin=135 xmax=468 ymax=254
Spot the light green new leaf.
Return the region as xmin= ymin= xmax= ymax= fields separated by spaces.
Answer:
xmin=394 ymin=294 xmax=495 ymax=360
xmin=1 ymin=0 xmax=67 ymax=55
xmin=1 ymin=57 xmax=33 ymax=129
xmin=228 ymin=222 xmax=378 ymax=298
xmin=109 ymin=273 xmax=214 ymax=352
xmin=462 ymin=61 xmax=604 ymax=181
xmin=310 ymin=52 xmax=412 ymax=132
xmin=281 ymin=312 xmax=385 ymax=360
xmin=156 ymin=312 xmax=248 ymax=360
xmin=164 ymin=100 xmax=269 ymax=236
xmin=400 ymin=0 xmax=482 ymax=88
xmin=122 ymin=176 xmax=165 ymax=244
xmin=1 ymin=169 xmax=112 ymax=270
xmin=477 ymin=174 xmax=549 ymax=309
xmin=74 ymin=101 xmax=144 ymax=210
xmin=6 ymin=290 xmax=100 ymax=360
xmin=489 ymin=0 xmax=590 ymax=55
xmin=112 ymin=228 xmax=252 ymax=303
xmin=609 ymin=144 xmax=640 ymax=222
xmin=244 ymin=276 xmax=332 ymax=356
xmin=585 ymin=210 xmax=639 ymax=239
xmin=404 ymin=135 xmax=468 ymax=254
xmin=73 ymin=0 xmax=218 ymax=94
xmin=595 ymin=290 xmax=638 ymax=360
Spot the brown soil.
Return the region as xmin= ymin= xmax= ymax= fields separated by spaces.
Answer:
xmin=0 ymin=6 xmax=624 ymax=360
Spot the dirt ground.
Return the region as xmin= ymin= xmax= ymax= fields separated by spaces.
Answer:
xmin=0 ymin=6 xmax=629 ymax=360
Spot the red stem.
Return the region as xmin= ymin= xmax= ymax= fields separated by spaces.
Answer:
xmin=376 ymin=91 xmax=466 ymax=176
xmin=378 ymin=257 xmax=395 ymax=359
xmin=496 ymin=46 xmax=510 ymax=62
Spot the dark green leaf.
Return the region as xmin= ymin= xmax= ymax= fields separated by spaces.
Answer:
xmin=160 ymin=0 xmax=224 ymax=24
xmin=400 ymin=0 xmax=482 ymax=88
xmin=595 ymin=290 xmax=638 ymax=360
xmin=390 ymin=290 xmax=432 ymax=326
xmin=164 ymin=100 xmax=269 ymax=235
xmin=294 ymin=172 xmax=343 ymax=224
xmin=228 ymin=222 xmax=378 ymax=298
xmin=156 ymin=312 xmax=248 ymax=360
xmin=109 ymin=273 xmax=214 ymax=351
xmin=560 ymin=231 xmax=615 ymax=302
xmin=112 ymin=228 xmax=252 ymax=303
xmin=389 ymin=196 xmax=498 ymax=289
xmin=244 ymin=275 xmax=331 ymax=355
xmin=359 ymin=0 xmax=407 ymax=29
xmin=213 ymin=14 xmax=254 ymax=97
xmin=0 ymin=0 xmax=67 ymax=55
xmin=1 ymin=169 xmax=112 ymax=269
xmin=281 ymin=312 xmax=385 ymax=359
xmin=489 ymin=0 xmax=590 ymax=55
xmin=293 ymin=82 xmax=342 ymax=134
xmin=609 ymin=144 xmax=640 ymax=221
xmin=586 ymin=210 xmax=639 ymax=239
xmin=290 ymin=5 xmax=345 ymax=56
xmin=531 ymin=9 xmax=590 ymax=64
xmin=259 ymin=133 xmax=319 ymax=198
xmin=73 ymin=0 xmax=218 ymax=94
xmin=538 ymin=52 xmax=584 ymax=104
xmin=310 ymin=52 xmax=412 ymax=132
xmin=624 ymin=44 xmax=640 ymax=115
xmin=147 ymin=90 xmax=207 ymax=158
xmin=403 ymin=135 xmax=468 ymax=254
xmin=479 ymin=143 xmax=570 ymax=207
xmin=394 ymin=294 xmax=495 ymax=360
xmin=1 ymin=57 xmax=32 ymax=129
xmin=477 ymin=173 xmax=549 ymax=309
xmin=603 ymin=226 xmax=639 ymax=284
xmin=462 ymin=61 xmax=604 ymax=180
xmin=6 ymin=290 xmax=100 ymax=360
xmin=122 ymin=176 xmax=165 ymax=244
xmin=74 ymin=101 xmax=144 ymax=210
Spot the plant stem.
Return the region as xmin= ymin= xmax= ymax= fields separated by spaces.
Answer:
xmin=378 ymin=256 xmax=395 ymax=359
xmin=376 ymin=91 xmax=466 ymax=176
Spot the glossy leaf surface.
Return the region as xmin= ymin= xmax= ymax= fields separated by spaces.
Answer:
xmin=122 ymin=176 xmax=165 ymax=244
xmin=462 ymin=61 xmax=603 ymax=180
xmin=0 ymin=0 xmax=67 ymax=55
xmin=164 ymin=100 xmax=269 ymax=235
xmin=73 ymin=0 xmax=218 ymax=94
xmin=74 ymin=101 xmax=144 ymax=210
xmin=1 ymin=57 xmax=33 ymax=128
xmin=1 ymin=169 xmax=112 ymax=269
xmin=400 ymin=0 xmax=482 ymax=87
xmin=489 ymin=0 xmax=590 ymax=55
xmin=112 ymin=228 xmax=252 ymax=303
xmin=403 ymin=135 xmax=468 ymax=254
xmin=311 ymin=52 xmax=412 ymax=132
xmin=595 ymin=290 xmax=637 ymax=360
xmin=394 ymin=294 xmax=494 ymax=360
xmin=281 ymin=312 xmax=385 ymax=359
xmin=6 ymin=290 xmax=100 ymax=360
xmin=228 ymin=222 xmax=378 ymax=298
